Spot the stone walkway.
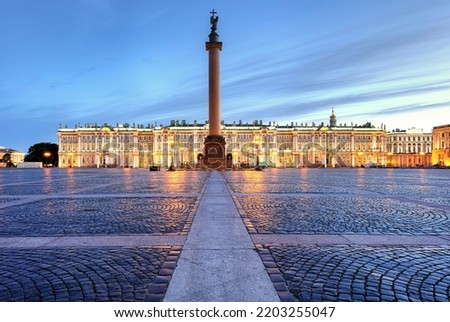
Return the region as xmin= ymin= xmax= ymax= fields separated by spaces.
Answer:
xmin=164 ymin=172 xmax=279 ymax=301
xmin=0 ymin=168 xmax=450 ymax=302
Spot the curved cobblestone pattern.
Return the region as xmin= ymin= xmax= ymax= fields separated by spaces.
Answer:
xmin=0 ymin=197 xmax=196 ymax=236
xmin=0 ymin=169 xmax=210 ymax=195
xmin=228 ymin=183 xmax=351 ymax=194
xmin=0 ymin=172 xmax=118 ymax=195
xmin=417 ymin=198 xmax=450 ymax=207
xmin=0 ymin=246 xmax=178 ymax=301
xmin=260 ymin=244 xmax=450 ymax=302
xmin=0 ymin=198 xmax=19 ymax=203
xmin=356 ymin=184 xmax=450 ymax=197
xmin=96 ymin=172 xmax=209 ymax=194
xmin=0 ymin=183 xmax=90 ymax=195
xmin=94 ymin=183 xmax=206 ymax=194
xmin=224 ymin=171 xmax=351 ymax=194
xmin=224 ymin=169 xmax=450 ymax=196
xmin=237 ymin=196 xmax=450 ymax=235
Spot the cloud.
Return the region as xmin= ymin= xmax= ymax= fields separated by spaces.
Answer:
xmin=36 ymin=10 xmax=450 ymax=129
xmin=363 ymin=100 xmax=450 ymax=117
xmin=210 ymin=12 xmax=450 ymax=126
xmin=218 ymin=74 xmax=450 ymax=125
xmin=222 ymin=12 xmax=450 ymax=98
xmin=49 ymin=66 xmax=97 ymax=89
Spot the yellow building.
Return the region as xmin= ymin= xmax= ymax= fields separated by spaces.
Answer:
xmin=432 ymin=124 xmax=450 ymax=167
xmin=57 ymin=113 xmax=388 ymax=169
xmin=387 ymin=128 xmax=432 ymax=167
xmin=0 ymin=146 xmax=25 ymax=167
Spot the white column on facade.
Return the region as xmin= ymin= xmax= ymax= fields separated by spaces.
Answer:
xmin=57 ymin=133 xmax=63 ymax=167
xmin=76 ymin=133 xmax=81 ymax=167
xmin=133 ymin=133 xmax=139 ymax=168
xmin=94 ymin=134 xmax=98 ymax=167
xmin=351 ymin=133 xmax=355 ymax=167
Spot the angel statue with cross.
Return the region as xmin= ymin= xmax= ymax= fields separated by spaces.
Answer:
xmin=210 ymin=9 xmax=219 ymax=32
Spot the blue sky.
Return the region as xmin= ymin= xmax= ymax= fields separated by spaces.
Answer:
xmin=1 ymin=0 xmax=450 ymax=152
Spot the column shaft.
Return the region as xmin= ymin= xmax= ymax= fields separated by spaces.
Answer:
xmin=208 ymin=47 xmax=221 ymax=136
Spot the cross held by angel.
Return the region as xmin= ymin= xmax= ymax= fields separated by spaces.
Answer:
xmin=210 ymin=9 xmax=218 ymax=32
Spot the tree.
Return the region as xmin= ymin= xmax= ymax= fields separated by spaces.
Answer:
xmin=1 ymin=153 xmax=15 ymax=167
xmin=24 ymin=142 xmax=59 ymax=167
xmin=1 ymin=153 xmax=11 ymax=163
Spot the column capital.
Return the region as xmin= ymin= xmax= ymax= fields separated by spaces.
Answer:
xmin=205 ymin=42 xmax=223 ymax=51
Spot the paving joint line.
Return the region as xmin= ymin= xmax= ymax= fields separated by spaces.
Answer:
xmin=144 ymin=245 xmax=184 ymax=302
xmin=255 ymin=244 xmax=295 ymax=302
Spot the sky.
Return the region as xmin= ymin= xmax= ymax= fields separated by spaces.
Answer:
xmin=1 ymin=0 xmax=450 ymax=152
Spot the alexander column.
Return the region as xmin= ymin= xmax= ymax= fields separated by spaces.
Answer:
xmin=203 ymin=10 xmax=227 ymax=169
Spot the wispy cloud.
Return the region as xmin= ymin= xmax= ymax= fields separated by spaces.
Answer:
xmin=215 ymin=12 xmax=450 ymax=126
xmin=49 ymin=66 xmax=97 ymax=89
xmin=363 ymin=101 xmax=450 ymax=117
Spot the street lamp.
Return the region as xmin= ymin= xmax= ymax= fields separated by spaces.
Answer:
xmin=43 ymin=152 xmax=51 ymax=167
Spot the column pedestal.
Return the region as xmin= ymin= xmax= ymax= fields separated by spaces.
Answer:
xmin=203 ymin=135 xmax=226 ymax=169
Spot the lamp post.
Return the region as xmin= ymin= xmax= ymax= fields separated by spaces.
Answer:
xmin=169 ymin=142 xmax=176 ymax=171
xmin=68 ymin=153 xmax=73 ymax=168
xmin=43 ymin=152 xmax=51 ymax=167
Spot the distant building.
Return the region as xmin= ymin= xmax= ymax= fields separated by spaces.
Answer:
xmin=0 ymin=146 xmax=25 ymax=167
xmin=432 ymin=124 xmax=450 ymax=167
xmin=57 ymin=113 xmax=388 ymax=168
xmin=387 ymin=128 xmax=432 ymax=167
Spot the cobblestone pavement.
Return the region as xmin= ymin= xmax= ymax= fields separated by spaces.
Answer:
xmin=224 ymin=168 xmax=450 ymax=302
xmin=0 ymin=169 xmax=208 ymax=195
xmin=257 ymin=244 xmax=450 ymax=302
xmin=237 ymin=195 xmax=450 ymax=235
xmin=0 ymin=246 xmax=181 ymax=301
xmin=230 ymin=169 xmax=450 ymax=235
xmin=415 ymin=197 xmax=450 ymax=206
xmin=0 ymin=197 xmax=197 ymax=236
xmin=0 ymin=169 xmax=208 ymax=301
xmin=1 ymin=168 xmax=450 ymax=302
